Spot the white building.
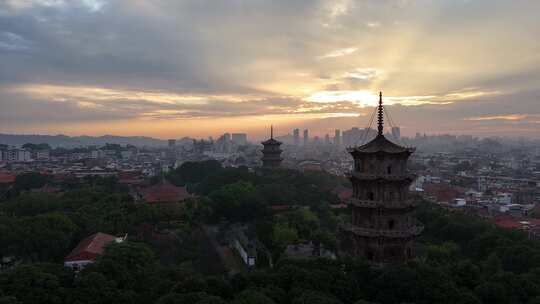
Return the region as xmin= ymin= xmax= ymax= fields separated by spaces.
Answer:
xmin=495 ymin=193 xmax=512 ymax=205
xmin=34 ymin=150 xmax=50 ymax=161
xmin=4 ymin=149 xmax=31 ymax=162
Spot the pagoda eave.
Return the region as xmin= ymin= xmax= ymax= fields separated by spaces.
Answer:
xmin=347 ymin=148 xmax=414 ymax=156
xmin=348 ymin=198 xmax=417 ymax=209
xmin=342 ymin=223 xmax=424 ymax=238
xmin=346 ymin=172 xmax=415 ymax=182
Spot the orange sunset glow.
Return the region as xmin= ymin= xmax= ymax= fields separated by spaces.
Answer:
xmin=1 ymin=0 xmax=539 ymax=139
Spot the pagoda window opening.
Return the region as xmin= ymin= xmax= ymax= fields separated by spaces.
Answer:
xmin=367 ymin=191 xmax=374 ymax=201
xmin=388 ymin=219 xmax=395 ymax=230
xmin=387 ymin=165 xmax=392 ymax=174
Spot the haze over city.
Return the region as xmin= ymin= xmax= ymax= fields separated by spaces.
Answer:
xmin=1 ymin=0 xmax=539 ymax=139
xmin=4 ymin=2 xmax=540 ymax=304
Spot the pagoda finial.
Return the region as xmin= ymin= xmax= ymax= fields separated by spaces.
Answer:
xmin=271 ymin=125 xmax=274 ymax=139
xmin=377 ymin=91 xmax=384 ymax=136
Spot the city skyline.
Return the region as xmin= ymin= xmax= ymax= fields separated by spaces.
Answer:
xmin=2 ymin=2 xmax=540 ymax=301
xmin=1 ymin=1 xmax=540 ymax=139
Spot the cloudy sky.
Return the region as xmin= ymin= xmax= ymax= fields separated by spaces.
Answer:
xmin=0 ymin=0 xmax=539 ymax=139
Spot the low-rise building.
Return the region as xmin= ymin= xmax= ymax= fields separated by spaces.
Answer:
xmin=229 ymin=226 xmax=257 ymax=267
xmin=136 ymin=181 xmax=192 ymax=203
xmin=0 ymin=172 xmax=16 ymax=184
xmin=64 ymin=232 xmax=126 ymax=271
xmin=284 ymin=241 xmax=336 ymax=260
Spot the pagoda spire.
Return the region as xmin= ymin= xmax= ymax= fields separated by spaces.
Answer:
xmin=377 ymin=91 xmax=384 ymax=136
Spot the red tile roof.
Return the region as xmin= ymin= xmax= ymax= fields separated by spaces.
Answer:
xmin=52 ymin=173 xmax=74 ymax=182
xmin=493 ymin=218 xmax=521 ymax=229
xmin=423 ymin=183 xmax=466 ymax=202
xmin=65 ymin=232 xmax=117 ymax=262
xmin=332 ymin=186 xmax=353 ymax=201
xmin=337 ymin=189 xmax=353 ymax=200
xmin=118 ymin=170 xmax=143 ymax=185
xmin=493 ymin=217 xmax=540 ymax=229
xmin=139 ymin=181 xmax=192 ymax=203
xmin=0 ymin=172 xmax=16 ymax=184
xmin=330 ymin=203 xmax=348 ymax=209
xmin=31 ymin=184 xmax=61 ymax=194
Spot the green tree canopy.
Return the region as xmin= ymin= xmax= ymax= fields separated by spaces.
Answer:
xmin=232 ymin=289 xmax=276 ymax=304
xmin=90 ymin=241 xmax=158 ymax=290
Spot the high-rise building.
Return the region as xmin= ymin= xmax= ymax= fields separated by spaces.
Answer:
xmin=341 ymin=127 xmax=377 ymax=147
xmin=324 ymin=134 xmax=330 ymax=145
xmin=391 ymin=127 xmax=401 ymax=140
xmin=303 ymin=129 xmax=309 ymax=146
xmin=293 ymin=129 xmax=300 ymax=146
xmin=231 ymin=133 xmax=248 ymax=145
xmin=334 ymin=129 xmax=341 ymax=146
xmin=216 ymin=133 xmax=231 ymax=153
xmin=341 ymin=92 xmax=422 ymax=264
xmin=261 ymin=126 xmax=283 ymax=168
xmin=342 ymin=127 xmax=362 ymax=146
xmin=168 ymin=139 xmax=176 ymax=148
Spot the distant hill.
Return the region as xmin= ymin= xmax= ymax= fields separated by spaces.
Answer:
xmin=0 ymin=133 xmax=192 ymax=147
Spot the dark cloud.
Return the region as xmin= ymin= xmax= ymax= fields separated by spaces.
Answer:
xmin=0 ymin=0 xmax=539 ymax=137
xmin=0 ymin=31 xmax=33 ymax=52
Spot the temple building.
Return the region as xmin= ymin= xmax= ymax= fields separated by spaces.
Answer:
xmin=261 ymin=126 xmax=283 ymax=168
xmin=341 ymin=92 xmax=423 ymax=264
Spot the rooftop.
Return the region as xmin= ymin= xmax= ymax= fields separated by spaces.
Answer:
xmin=261 ymin=138 xmax=282 ymax=146
xmin=65 ymin=232 xmax=118 ymax=262
xmin=348 ymin=134 xmax=414 ymax=155
xmin=139 ymin=180 xmax=192 ymax=203
xmin=0 ymin=172 xmax=16 ymax=184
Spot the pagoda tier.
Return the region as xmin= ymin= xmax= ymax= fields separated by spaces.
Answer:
xmin=341 ymin=222 xmax=423 ymax=238
xmin=347 ymin=171 xmax=415 ymax=182
xmin=348 ymin=197 xmax=417 ymax=209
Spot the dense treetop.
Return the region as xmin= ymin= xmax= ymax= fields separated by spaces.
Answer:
xmin=1 ymin=161 xmax=540 ymax=303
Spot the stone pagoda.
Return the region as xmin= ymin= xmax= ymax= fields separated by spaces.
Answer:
xmin=341 ymin=92 xmax=422 ymax=264
xmin=261 ymin=126 xmax=283 ymax=168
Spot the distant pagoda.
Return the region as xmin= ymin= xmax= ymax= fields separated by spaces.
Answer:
xmin=261 ymin=126 xmax=283 ymax=168
xmin=341 ymin=92 xmax=422 ymax=264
